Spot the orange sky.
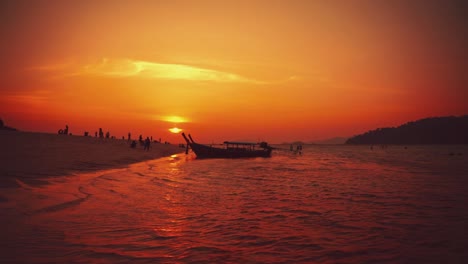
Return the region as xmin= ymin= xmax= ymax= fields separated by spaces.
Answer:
xmin=1 ymin=0 xmax=467 ymax=143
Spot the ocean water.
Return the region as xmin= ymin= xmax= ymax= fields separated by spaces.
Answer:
xmin=1 ymin=145 xmax=468 ymax=263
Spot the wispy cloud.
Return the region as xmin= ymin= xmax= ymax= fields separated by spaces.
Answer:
xmin=73 ymin=58 xmax=264 ymax=84
xmin=152 ymin=115 xmax=189 ymax=123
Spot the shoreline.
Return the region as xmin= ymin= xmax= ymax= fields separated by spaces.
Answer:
xmin=0 ymin=130 xmax=184 ymax=188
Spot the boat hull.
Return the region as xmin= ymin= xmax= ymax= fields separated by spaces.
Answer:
xmin=181 ymin=133 xmax=272 ymax=159
xmin=189 ymin=142 xmax=272 ymax=159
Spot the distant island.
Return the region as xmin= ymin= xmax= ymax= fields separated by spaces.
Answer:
xmin=0 ymin=119 xmax=17 ymax=131
xmin=346 ymin=115 xmax=468 ymax=144
xmin=310 ymin=137 xmax=348 ymax=145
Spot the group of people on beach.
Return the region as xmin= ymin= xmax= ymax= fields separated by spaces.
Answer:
xmin=130 ymin=136 xmax=151 ymax=151
xmin=127 ymin=133 xmax=165 ymax=151
xmin=59 ymin=124 xmax=167 ymax=151
xmin=95 ymin=128 xmax=112 ymax=139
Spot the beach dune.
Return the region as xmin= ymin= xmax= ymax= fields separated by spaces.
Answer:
xmin=0 ymin=130 xmax=183 ymax=188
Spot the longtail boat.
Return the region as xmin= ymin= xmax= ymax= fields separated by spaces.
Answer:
xmin=181 ymin=133 xmax=272 ymax=159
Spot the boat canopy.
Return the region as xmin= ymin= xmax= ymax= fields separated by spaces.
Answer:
xmin=223 ymin=141 xmax=258 ymax=145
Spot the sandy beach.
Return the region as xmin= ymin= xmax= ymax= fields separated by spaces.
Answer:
xmin=0 ymin=130 xmax=183 ymax=189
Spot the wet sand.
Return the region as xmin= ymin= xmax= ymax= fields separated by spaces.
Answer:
xmin=0 ymin=130 xmax=183 ymax=189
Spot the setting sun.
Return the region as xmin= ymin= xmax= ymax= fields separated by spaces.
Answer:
xmin=168 ymin=127 xmax=182 ymax=134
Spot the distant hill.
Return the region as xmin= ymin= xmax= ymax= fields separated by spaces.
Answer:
xmin=346 ymin=115 xmax=468 ymax=144
xmin=310 ymin=137 xmax=348 ymax=145
xmin=0 ymin=119 xmax=17 ymax=131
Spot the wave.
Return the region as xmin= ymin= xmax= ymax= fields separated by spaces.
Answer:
xmin=34 ymin=193 xmax=91 ymax=214
xmin=3 ymin=145 xmax=468 ymax=263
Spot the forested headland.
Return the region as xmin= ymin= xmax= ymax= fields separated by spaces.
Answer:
xmin=346 ymin=116 xmax=468 ymax=144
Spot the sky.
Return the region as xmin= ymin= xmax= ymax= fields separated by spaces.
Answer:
xmin=1 ymin=0 xmax=467 ymax=143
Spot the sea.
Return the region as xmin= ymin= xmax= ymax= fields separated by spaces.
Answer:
xmin=1 ymin=145 xmax=468 ymax=263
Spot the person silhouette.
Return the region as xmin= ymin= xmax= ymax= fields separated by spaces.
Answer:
xmin=144 ymin=137 xmax=151 ymax=151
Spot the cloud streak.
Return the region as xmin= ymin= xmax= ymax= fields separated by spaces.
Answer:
xmin=76 ymin=58 xmax=264 ymax=84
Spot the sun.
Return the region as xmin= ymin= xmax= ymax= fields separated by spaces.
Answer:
xmin=168 ymin=127 xmax=182 ymax=134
